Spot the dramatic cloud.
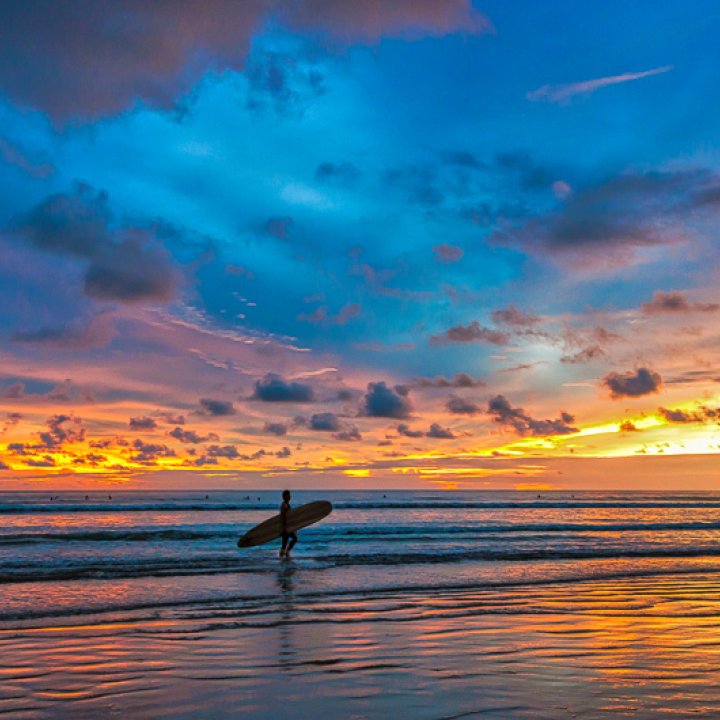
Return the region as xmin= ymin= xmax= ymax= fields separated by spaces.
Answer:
xmin=527 ymin=66 xmax=673 ymax=104
xmin=0 ymin=1 xmax=489 ymax=122
xmin=430 ymin=321 xmax=509 ymax=346
xmin=252 ymin=374 xmax=315 ymax=402
xmin=169 ymin=427 xmax=219 ymax=443
xmin=492 ymin=170 xmax=720 ymax=264
xmin=263 ymin=422 xmax=288 ymax=436
xmin=38 ymin=415 xmax=86 ymax=448
xmin=199 ymin=398 xmax=237 ymax=416
xmin=285 ymin=1 xmax=491 ymax=42
xmin=397 ymin=422 xmax=455 ymax=439
xmin=9 ymin=183 xmax=181 ymax=303
xmin=603 ymin=368 xmax=663 ymax=399
xmin=310 ymin=412 xmax=341 ymax=431
xmin=487 ymin=395 xmax=577 ymax=436
xmin=447 ymin=397 xmax=482 ymax=415
xmin=641 ymin=291 xmax=719 ymax=315
xmin=658 ymin=406 xmax=719 ymax=424
xmin=205 ymin=444 xmax=240 ymax=459
xmin=426 ymin=423 xmax=455 ymax=439
xmin=560 ymin=345 xmax=605 ymax=364
xmin=334 ymin=426 xmax=362 ymax=441
xmin=128 ymin=416 xmax=157 ymax=431
xmin=415 ymin=373 xmax=485 ymax=389
xmin=491 ymin=305 xmax=540 ymax=328
xmin=363 ymin=382 xmax=412 ymax=419
xmin=396 ymin=423 xmax=425 ymax=438
xmin=131 ymin=440 xmax=175 ymax=463
xmin=433 ymin=244 xmax=464 ymax=263
xmin=13 ymin=312 xmax=116 ymax=350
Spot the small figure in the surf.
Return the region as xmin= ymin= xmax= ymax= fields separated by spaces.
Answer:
xmin=278 ymin=489 xmax=297 ymax=558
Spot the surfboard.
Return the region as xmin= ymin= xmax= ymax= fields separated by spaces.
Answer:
xmin=237 ymin=500 xmax=333 ymax=548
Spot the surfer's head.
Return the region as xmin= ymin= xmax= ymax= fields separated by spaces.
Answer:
xmin=282 ymin=489 xmax=291 ymax=501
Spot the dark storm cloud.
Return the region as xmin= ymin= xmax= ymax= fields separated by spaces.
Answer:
xmin=447 ymin=397 xmax=482 ymax=414
xmin=199 ymin=398 xmax=237 ymax=416
xmin=430 ymin=321 xmax=509 ymax=346
xmin=487 ymin=395 xmax=577 ymax=436
xmin=602 ymin=368 xmax=662 ymax=399
xmin=0 ymin=1 xmax=488 ymax=122
xmin=363 ymin=382 xmax=412 ymax=419
xmin=252 ymin=374 xmax=315 ymax=403
xmin=169 ymin=427 xmax=219 ymax=443
xmin=641 ymin=291 xmax=719 ymax=315
xmin=128 ymin=416 xmax=157 ymax=431
xmin=9 ymin=183 xmax=181 ymax=303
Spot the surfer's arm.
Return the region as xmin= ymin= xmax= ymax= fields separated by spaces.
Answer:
xmin=280 ymin=502 xmax=289 ymax=531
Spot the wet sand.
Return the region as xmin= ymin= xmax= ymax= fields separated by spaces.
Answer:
xmin=4 ymin=571 xmax=720 ymax=719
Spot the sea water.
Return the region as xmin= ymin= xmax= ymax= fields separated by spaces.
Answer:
xmin=3 ymin=489 xmax=720 ymax=624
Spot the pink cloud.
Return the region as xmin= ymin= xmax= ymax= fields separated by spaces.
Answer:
xmin=527 ymin=65 xmax=673 ymax=104
xmin=0 ymin=1 xmax=491 ymax=122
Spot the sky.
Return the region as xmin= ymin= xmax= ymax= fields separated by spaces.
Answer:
xmin=1 ymin=0 xmax=719 ymax=490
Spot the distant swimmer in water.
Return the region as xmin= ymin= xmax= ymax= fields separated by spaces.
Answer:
xmin=278 ymin=489 xmax=297 ymax=558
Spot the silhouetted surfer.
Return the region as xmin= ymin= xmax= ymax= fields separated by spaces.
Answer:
xmin=279 ymin=489 xmax=297 ymax=558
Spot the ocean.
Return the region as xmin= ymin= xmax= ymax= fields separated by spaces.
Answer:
xmin=4 ymin=490 xmax=720 ymax=718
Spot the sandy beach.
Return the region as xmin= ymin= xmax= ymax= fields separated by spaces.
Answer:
xmin=4 ymin=572 xmax=720 ymax=719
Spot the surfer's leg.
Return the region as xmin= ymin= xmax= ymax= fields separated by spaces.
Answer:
xmin=280 ymin=532 xmax=289 ymax=557
xmin=286 ymin=532 xmax=297 ymax=555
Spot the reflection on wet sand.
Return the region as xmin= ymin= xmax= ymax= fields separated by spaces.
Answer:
xmin=4 ymin=572 xmax=720 ymax=718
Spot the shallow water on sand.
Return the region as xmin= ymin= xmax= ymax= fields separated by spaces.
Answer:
xmin=4 ymin=490 xmax=720 ymax=717
xmin=4 ymin=573 xmax=720 ymax=718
